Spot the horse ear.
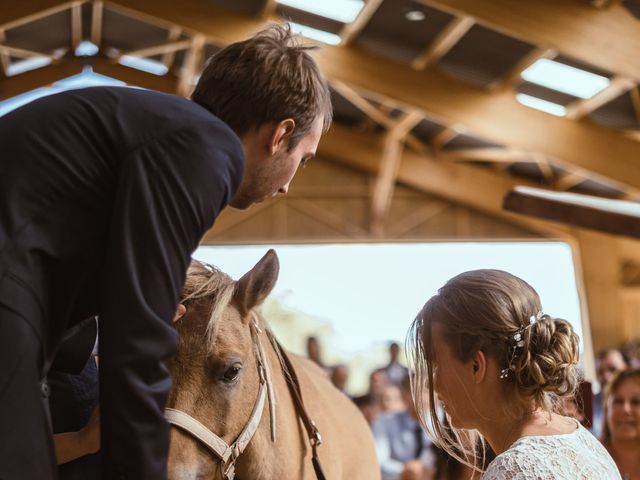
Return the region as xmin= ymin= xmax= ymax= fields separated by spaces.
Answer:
xmin=234 ymin=249 xmax=280 ymax=319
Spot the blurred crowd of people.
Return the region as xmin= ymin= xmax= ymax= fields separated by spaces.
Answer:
xmin=308 ymin=336 xmax=640 ymax=480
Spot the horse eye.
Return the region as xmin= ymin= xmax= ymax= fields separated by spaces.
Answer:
xmin=222 ymin=365 xmax=242 ymax=383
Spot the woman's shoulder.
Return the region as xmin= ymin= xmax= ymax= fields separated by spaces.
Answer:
xmin=483 ymin=424 xmax=621 ymax=480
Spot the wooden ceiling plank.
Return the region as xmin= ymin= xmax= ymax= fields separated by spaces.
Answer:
xmin=412 ymin=15 xmax=474 ymax=70
xmin=565 ymin=76 xmax=636 ymax=120
xmin=416 ymin=0 xmax=640 ymax=81
xmin=340 ymin=0 xmax=385 ymax=45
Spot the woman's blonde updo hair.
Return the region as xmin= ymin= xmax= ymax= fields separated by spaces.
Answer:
xmin=408 ymin=269 xmax=580 ymax=470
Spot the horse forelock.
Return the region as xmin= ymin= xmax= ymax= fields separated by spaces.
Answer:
xmin=181 ymin=260 xmax=236 ymax=349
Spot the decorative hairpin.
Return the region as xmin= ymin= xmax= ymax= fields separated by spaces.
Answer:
xmin=500 ymin=311 xmax=543 ymax=379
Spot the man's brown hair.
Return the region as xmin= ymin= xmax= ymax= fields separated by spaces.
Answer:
xmin=192 ymin=24 xmax=332 ymax=149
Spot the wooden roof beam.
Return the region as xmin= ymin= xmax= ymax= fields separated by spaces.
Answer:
xmin=320 ymin=124 xmax=570 ymax=238
xmin=411 ymin=15 xmax=474 ymax=70
xmin=565 ymin=76 xmax=637 ymax=120
xmin=417 ymin=0 xmax=640 ymax=81
xmin=340 ymin=0 xmax=384 ymax=45
xmin=91 ymin=1 xmax=103 ymax=47
xmin=370 ymin=111 xmax=423 ymax=236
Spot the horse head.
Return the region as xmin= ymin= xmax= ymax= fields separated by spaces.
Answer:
xmin=166 ymin=250 xmax=279 ymax=480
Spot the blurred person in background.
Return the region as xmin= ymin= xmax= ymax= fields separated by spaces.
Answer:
xmin=601 ymin=368 xmax=640 ymax=480
xmin=331 ymin=364 xmax=350 ymax=396
xmin=373 ymin=377 xmax=436 ymax=480
xmin=382 ymin=342 xmax=410 ymax=386
xmin=594 ymin=348 xmax=629 ymax=437
xmin=354 ymin=393 xmax=381 ymax=427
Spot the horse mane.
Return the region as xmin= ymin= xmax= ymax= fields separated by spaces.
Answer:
xmin=181 ymin=260 xmax=236 ymax=348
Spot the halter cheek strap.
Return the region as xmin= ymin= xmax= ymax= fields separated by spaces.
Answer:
xmin=165 ymin=319 xmax=271 ymax=480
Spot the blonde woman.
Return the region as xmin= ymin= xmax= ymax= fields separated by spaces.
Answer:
xmin=601 ymin=368 xmax=640 ymax=480
xmin=408 ymin=269 xmax=620 ymax=479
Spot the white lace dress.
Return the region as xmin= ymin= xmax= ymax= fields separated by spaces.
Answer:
xmin=483 ymin=422 xmax=621 ymax=479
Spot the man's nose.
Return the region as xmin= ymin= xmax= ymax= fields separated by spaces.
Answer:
xmin=279 ymin=183 xmax=290 ymax=194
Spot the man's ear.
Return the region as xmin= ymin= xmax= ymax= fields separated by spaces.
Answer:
xmin=472 ymin=350 xmax=487 ymax=384
xmin=173 ymin=304 xmax=186 ymax=323
xmin=269 ymin=118 xmax=295 ymax=154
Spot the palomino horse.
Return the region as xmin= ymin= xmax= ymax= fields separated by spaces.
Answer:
xmin=166 ymin=250 xmax=380 ymax=480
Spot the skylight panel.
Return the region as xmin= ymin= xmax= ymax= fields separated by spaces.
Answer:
xmin=118 ymin=56 xmax=169 ymax=76
xmin=6 ymin=57 xmax=52 ymax=77
xmin=75 ymin=41 xmax=99 ymax=57
xmin=521 ymin=58 xmax=610 ymax=99
xmin=516 ymin=93 xmax=567 ymax=117
xmin=277 ymin=0 xmax=364 ymax=23
xmin=288 ymin=22 xmax=342 ymax=45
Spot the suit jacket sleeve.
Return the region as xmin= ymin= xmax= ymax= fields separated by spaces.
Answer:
xmin=97 ymin=124 xmax=242 ymax=479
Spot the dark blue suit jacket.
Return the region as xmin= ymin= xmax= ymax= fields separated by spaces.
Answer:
xmin=0 ymin=87 xmax=244 ymax=478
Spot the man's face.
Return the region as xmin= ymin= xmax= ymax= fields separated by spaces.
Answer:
xmin=231 ymin=116 xmax=323 ymax=209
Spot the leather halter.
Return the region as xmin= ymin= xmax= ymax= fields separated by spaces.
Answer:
xmin=165 ymin=313 xmax=327 ymax=480
xmin=166 ymin=317 xmax=273 ymax=480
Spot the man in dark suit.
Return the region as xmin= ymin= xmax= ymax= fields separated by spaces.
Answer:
xmin=0 ymin=24 xmax=332 ymax=479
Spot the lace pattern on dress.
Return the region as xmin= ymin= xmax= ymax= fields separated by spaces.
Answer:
xmin=482 ymin=423 xmax=621 ymax=480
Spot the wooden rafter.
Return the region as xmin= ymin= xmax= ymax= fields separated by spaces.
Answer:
xmin=533 ymin=153 xmax=555 ymax=183
xmin=0 ymin=29 xmax=11 ymax=76
xmin=161 ymin=26 xmax=182 ymax=69
xmin=176 ymin=34 xmax=204 ymax=96
xmin=411 ymin=15 xmax=474 ymax=70
xmin=370 ymin=110 xmax=438 ymax=236
xmin=430 ymin=126 xmax=459 ymax=149
xmin=0 ymin=2 xmax=76 ymax=31
xmin=330 ymin=79 xmax=426 ymax=152
xmin=565 ymin=76 xmax=637 ymax=120
xmin=556 ymin=172 xmax=586 ymax=191
xmin=119 ymin=40 xmax=192 ymax=59
xmin=340 ymin=0 xmax=385 ymax=46
xmin=71 ymin=1 xmax=82 ymax=48
xmin=91 ymin=0 xmax=103 ymax=47
xmin=0 ymin=44 xmax=54 ymax=59
xmin=630 ymin=86 xmax=640 ymax=123
xmin=320 ymin=124 xmax=570 ymax=238
xmin=260 ymin=0 xmax=278 ymax=19
xmin=489 ymin=47 xmax=556 ymax=92
xmin=416 ymin=0 xmax=640 ymax=81
xmin=441 ymin=147 xmax=527 ymax=163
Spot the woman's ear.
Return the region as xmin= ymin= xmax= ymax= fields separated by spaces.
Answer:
xmin=472 ymin=350 xmax=487 ymax=383
xmin=173 ymin=304 xmax=186 ymax=323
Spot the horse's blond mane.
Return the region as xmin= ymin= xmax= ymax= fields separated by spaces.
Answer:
xmin=181 ymin=260 xmax=235 ymax=347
